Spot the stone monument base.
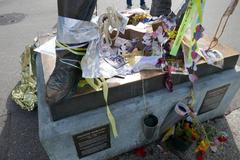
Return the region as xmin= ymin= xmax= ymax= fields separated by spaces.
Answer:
xmin=36 ymin=52 xmax=240 ymax=160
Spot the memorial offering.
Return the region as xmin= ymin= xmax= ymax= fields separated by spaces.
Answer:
xmin=11 ymin=0 xmax=239 ymax=160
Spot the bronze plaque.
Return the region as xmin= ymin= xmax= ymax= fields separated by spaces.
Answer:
xmin=73 ymin=125 xmax=111 ymax=158
xmin=199 ymin=84 xmax=230 ymax=114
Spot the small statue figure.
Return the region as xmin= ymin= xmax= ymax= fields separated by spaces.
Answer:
xmin=46 ymin=0 xmax=97 ymax=105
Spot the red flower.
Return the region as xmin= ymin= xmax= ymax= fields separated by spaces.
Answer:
xmin=197 ymin=155 xmax=204 ymax=160
xmin=133 ymin=147 xmax=146 ymax=157
xmin=152 ymin=32 xmax=158 ymax=39
xmin=217 ymin=136 xmax=228 ymax=143
xmin=196 ymin=151 xmax=205 ymax=160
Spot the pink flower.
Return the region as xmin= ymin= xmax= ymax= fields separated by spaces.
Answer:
xmin=189 ymin=74 xmax=198 ymax=83
xmin=192 ymin=51 xmax=198 ymax=59
xmin=152 ymin=32 xmax=158 ymax=39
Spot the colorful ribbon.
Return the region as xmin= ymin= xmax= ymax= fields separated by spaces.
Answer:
xmin=56 ymin=40 xmax=86 ymax=56
xmin=170 ymin=0 xmax=196 ymax=56
xmin=85 ymin=78 xmax=118 ymax=138
xmin=101 ymin=78 xmax=118 ymax=138
xmin=170 ymin=0 xmax=205 ymax=56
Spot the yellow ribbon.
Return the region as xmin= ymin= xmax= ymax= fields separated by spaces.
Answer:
xmin=55 ymin=40 xmax=86 ymax=56
xmin=170 ymin=0 xmax=197 ymax=56
xmin=196 ymin=0 xmax=203 ymax=24
xmin=78 ymin=80 xmax=88 ymax=88
xmin=85 ymin=78 xmax=102 ymax=91
xmin=101 ymin=78 xmax=118 ymax=138
xmin=85 ymin=78 xmax=118 ymax=138
xmin=161 ymin=127 xmax=175 ymax=142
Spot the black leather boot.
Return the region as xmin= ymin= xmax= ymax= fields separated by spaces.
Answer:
xmin=46 ymin=0 xmax=97 ymax=105
xmin=46 ymin=49 xmax=85 ymax=105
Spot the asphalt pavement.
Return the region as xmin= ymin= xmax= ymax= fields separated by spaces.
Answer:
xmin=0 ymin=0 xmax=239 ymax=160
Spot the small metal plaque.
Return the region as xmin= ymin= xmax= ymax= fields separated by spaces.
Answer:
xmin=73 ymin=125 xmax=111 ymax=158
xmin=199 ymin=84 xmax=230 ymax=114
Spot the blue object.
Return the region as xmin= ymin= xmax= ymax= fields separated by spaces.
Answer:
xmin=143 ymin=18 xmax=151 ymax=23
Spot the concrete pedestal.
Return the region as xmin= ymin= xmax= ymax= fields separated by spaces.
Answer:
xmin=36 ymin=52 xmax=240 ymax=160
xmin=41 ymin=36 xmax=240 ymax=121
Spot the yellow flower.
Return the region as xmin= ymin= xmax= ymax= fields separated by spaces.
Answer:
xmin=195 ymin=139 xmax=210 ymax=153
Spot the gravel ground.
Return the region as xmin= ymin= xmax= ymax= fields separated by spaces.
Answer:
xmin=110 ymin=109 xmax=240 ymax=160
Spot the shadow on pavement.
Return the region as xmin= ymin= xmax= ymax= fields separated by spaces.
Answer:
xmin=0 ymin=94 xmax=49 ymax=160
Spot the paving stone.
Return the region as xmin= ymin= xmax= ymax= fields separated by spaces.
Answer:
xmin=6 ymin=111 xmax=48 ymax=160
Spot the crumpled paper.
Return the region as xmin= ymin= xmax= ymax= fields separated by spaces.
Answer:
xmin=81 ymin=8 xmax=129 ymax=78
